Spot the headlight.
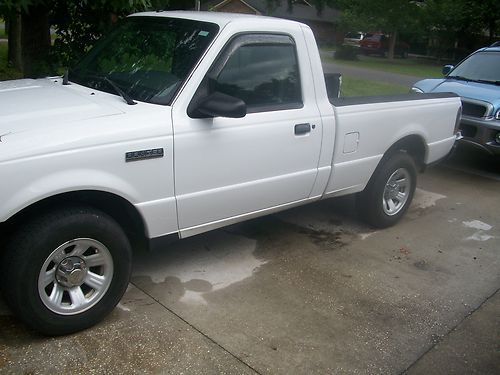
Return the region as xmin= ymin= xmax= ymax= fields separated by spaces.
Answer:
xmin=495 ymin=109 xmax=500 ymax=120
xmin=411 ymin=87 xmax=423 ymax=94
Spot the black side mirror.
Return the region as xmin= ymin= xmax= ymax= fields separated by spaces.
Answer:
xmin=324 ymin=73 xmax=342 ymax=99
xmin=194 ymin=92 xmax=246 ymax=118
xmin=442 ymin=65 xmax=454 ymax=76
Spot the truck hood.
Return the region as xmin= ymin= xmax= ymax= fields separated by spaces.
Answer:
xmin=413 ymin=78 xmax=500 ymax=110
xmin=0 ymin=78 xmax=172 ymax=164
xmin=0 ymin=78 xmax=123 ymax=136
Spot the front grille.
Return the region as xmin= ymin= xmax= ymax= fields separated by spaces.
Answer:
xmin=461 ymin=100 xmax=488 ymax=118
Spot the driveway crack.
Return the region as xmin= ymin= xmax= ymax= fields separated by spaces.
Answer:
xmin=400 ymin=286 xmax=500 ymax=374
xmin=131 ymin=281 xmax=262 ymax=375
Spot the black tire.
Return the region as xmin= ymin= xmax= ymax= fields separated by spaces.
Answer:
xmin=357 ymin=151 xmax=417 ymax=228
xmin=1 ymin=206 xmax=132 ymax=336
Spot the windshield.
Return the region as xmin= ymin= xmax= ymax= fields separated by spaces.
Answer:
xmin=345 ymin=32 xmax=363 ymax=39
xmin=70 ymin=16 xmax=219 ymax=105
xmin=449 ymin=51 xmax=500 ymax=83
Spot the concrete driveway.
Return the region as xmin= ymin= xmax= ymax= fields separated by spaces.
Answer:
xmin=0 ymin=146 xmax=498 ymax=374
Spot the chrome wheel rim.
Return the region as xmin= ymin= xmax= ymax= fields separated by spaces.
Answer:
xmin=382 ymin=168 xmax=411 ymax=216
xmin=38 ymin=238 xmax=114 ymax=315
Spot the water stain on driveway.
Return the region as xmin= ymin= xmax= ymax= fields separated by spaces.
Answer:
xmin=132 ymin=230 xmax=267 ymax=304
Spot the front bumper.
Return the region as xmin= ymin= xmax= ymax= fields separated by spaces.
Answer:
xmin=457 ymin=116 xmax=500 ymax=155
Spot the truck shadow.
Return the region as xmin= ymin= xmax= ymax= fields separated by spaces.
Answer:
xmin=443 ymin=144 xmax=500 ymax=179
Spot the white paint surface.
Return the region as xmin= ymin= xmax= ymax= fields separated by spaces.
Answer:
xmin=360 ymin=232 xmax=376 ymax=240
xmin=412 ymin=188 xmax=447 ymax=209
xmin=462 ymin=220 xmax=493 ymax=231
xmin=462 ymin=220 xmax=494 ymax=242
xmin=466 ymin=233 xmax=494 ymax=242
xmin=117 ymin=303 xmax=131 ymax=312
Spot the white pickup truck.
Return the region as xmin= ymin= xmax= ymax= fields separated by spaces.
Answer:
xmin=0 ymin=11 xmax=461 ymax=335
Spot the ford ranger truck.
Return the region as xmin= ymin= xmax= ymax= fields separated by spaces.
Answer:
xmin=0 ymin=11 xmax=461 ymax=335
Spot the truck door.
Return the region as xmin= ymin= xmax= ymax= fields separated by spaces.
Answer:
xmin=172 ymin=33 xmax=322 ymax=234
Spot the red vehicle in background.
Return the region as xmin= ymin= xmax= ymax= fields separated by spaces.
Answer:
xmin=360 ymin=32 xmax=409 ymax=58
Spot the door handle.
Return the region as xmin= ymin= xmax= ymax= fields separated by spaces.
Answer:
xmin=294 ymin=123 xmax=311 ymax=135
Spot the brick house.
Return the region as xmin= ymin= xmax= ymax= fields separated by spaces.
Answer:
xmin=201 ymin=0 xmax=341 ymax=45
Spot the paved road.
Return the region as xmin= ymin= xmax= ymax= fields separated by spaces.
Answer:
xmin=0 ymin=146 xmax=498 ymax=374
xmin=320 ymin=50 xmax=422 ymax=87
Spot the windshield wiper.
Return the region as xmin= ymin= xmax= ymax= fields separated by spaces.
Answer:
xmin=474 ymin=79 xmax=500 ymax=86
xmin=103 ymin=77 xmax=136 ymax=105
xmin=446 ymin=75 xmax=470 ymax=81
xmin=447 ymin=76 xmax=500 ymax=86
xmin=87 ymin=74 xmax=136 ymax=105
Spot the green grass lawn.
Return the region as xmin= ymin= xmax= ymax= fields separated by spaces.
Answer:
xmin=0 ymin=43 xmax=23 ymax=80
xmin=0 ymin=20 xmax=6 ymax=39
xmin=341 ymin=75 xmax=408 ymax=97
xmin=322 ymin=50 xmax=443 ymax=78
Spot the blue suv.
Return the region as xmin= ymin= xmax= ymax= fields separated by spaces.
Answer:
xmin=412 ymin=46 xmax=500 ymax=155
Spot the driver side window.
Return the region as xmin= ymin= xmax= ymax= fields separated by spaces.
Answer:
xmin=216 ymin=42 xmax=302 ymax=112
xmin=188 ymin=34 xmax=303 ymax=116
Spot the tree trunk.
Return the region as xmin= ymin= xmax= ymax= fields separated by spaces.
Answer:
xmin=388 ymin=30 xmax=397 ymax=60
xmin=7 ymin=12 xmax=22 ymax=70
xmin=20 ymin=5 xmax=52 ymax=78
xmin=488 ymin=19 xmax=496 ymax=44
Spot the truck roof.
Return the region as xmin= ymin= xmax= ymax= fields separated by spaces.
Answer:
xmin=129 ymin=10 xmax=305 ymax=29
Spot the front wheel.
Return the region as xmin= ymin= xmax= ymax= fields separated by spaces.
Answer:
xmin=1 ymin=206 xmax=132 ymax=335
xmin=357 ymin=151 xmax=417 ymax=228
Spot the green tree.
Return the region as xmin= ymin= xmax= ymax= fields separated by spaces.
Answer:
xmin=51 ymin=0 xmax=153 ymax=67
xmin=0 ymin=0 xmax=154 ymax=77
xmin=422 ymin=0 xmax=500 ymax=60
xmin=1 ymin=0 xmax=51 ymax=76
xmin=330 ymin=0 xmax=421 ymax=59
xmin=461 ymin=0 xmax=500 ymax=42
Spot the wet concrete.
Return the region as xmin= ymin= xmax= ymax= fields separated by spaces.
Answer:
xmin=0 ymin=284 xmax=255 ymax=374
xmin=0 ymin=147 xmax=499 ymax=373
xmin=406 ymin=290 xmax=499 ymax=375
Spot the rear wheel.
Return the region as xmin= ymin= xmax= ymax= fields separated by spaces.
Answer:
xmin=357 ymin=151 xmax=417 ymax=228
xmin=1 ymin=206 xmax=132 ymax=335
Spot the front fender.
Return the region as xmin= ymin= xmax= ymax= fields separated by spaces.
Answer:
xmin=1 ymin=167 xmax=140 ymax=223
xmin=0 ymin=137 xmax=177 ymax=238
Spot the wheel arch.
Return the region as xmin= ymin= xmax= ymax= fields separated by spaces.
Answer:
xmin=382 ymin=134 xmax=427 ymax=172
xmin=356 ymin=150 xmax=418 ymax=228
xmin=3 ymin=190 xmax=149 ymax=252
